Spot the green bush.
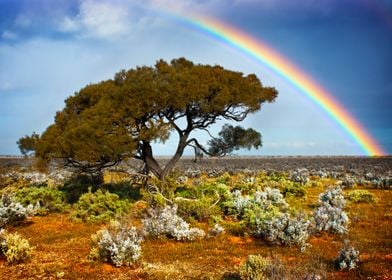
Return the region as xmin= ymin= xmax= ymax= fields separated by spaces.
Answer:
xmin=71 ymin=189 xmax=131 ymax=223
xmin=281 ymin=182 xmax=306 ymax=198
xmin=102 ymin=182 xmax=141 ymax=201
xmin=174 ymin=182 xmax=229 ymax=221
xmin=240 ymin=254 xmax=270 ymax=280
xmin=0 ymin=230 xmax=33 ymax=264
xmin=175 ymin=196 xmax=221 ymax=222
xmin=239 ymin=255 xmax=286 ymax=280
xmin=346 ymin=190 xmax=375 ymax=203
xmin=14 ymin=186 xmax=66 ymax=215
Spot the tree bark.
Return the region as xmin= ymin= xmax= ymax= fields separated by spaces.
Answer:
xmin=160 ymin=133 xmax=189 ymax=180
xmin=141 ymin=141 xmax=163 ymax=178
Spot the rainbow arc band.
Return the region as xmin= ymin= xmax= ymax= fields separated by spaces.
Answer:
xmin=170 ymin=13 xmax=385 ymax=156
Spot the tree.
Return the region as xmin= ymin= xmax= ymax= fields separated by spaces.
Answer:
xmin=17 ymin=132 xmax=40 ymax=157
xmin=31 ymin=58 xmax=278 ymax=179
xmin=206 ymin=124 xmax=262 ymax=156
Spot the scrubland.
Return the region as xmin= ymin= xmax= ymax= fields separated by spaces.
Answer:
xmin=0 ymin=156 xmax=390 ymax=279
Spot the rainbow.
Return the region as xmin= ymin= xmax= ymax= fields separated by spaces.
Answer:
xmin=164 ymin=13 xmax=385 ymax=156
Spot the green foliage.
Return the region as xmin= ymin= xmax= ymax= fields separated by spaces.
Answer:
xmin=17 ymin=132 xmax=40 ymax=157
xmin=346 ymin=190 xmax=375 ymax=203
xmin=175 ymin=196 xmax=221 ymax=222
xmin=14 ymin=186 xmax=66 ymax=215
xmin=239 ymin=255 xmax=271 ymax=280
xmin=71 ymin=189 xmax=131 ymax=223
xmin=0 ymin=230 xmax=33 ymax=264
xmin=102 ymin=182 xmax=142 ymax=202
xmin=174 ymin=182 xmax=231 ymax=221
xmin=208 ymin=124 xmax=262 ymax=156
xmin=281 ymin=181 xmax=307 ymax=198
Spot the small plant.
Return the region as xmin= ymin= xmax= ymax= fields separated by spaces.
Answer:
xmin=239 ymin=255 xmax=286 ymax=280
xmin=0 ymin=229 xmax=33 ymax=264
xmin=14 ymin=186 xmax=66 ymax=215
xmin=89 ymin=220 xmax=142 ymax=267
xmin=142 ymin=205 xmax=205 ymax=241
xmin=314 ymin=186 xmax=349 ymax=234
xmin=336 ymin=241 xmax=360 ymax=270
xmin=240 ymin=254 xmax=270 ymax=280
xmin=346 ymin=190 xmax=375 ymax=203
xmin=71 ymin=189 xmax=131 ymax=223
xmin=0 ymin=194 xmax=37 ymax=227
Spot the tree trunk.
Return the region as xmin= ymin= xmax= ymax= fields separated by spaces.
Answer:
xmin=160 ymin=133 xmax=189 ymax=180
xmin=141 ymin=141 xmax=163 ymax=178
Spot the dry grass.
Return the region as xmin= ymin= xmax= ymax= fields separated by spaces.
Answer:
xmin=0 ymin=185 xmax=391 ymax=279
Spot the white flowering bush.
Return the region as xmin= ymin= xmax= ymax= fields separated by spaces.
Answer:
xmin=336 ymin=241 xmax=359 ymax=270
xmin=142 ymin=205 xmax=205 ymax=241
xmin=0 ymin=194 xmax=37 ymax=227
xmin=0 ymin=229 xmax=33 ymax=264
xmin=231 ymin=189 xmax=251 ymax=216
xmin=90 ymin=220 xmax=143 ymax=267
xmin=289 ymin=168 xmax=310 ymax=184
xmin=314 ymin=186 xmax=349 ymax=234
xmin=253 ymin=187 xmax=288 ymax=209
xmin=230 ymin=187 xmax=288 ymax=218
xmin=255 ymin=212 xmax=311 ymax=251
xmin=318 ymin=186 xmax=345 ymax=208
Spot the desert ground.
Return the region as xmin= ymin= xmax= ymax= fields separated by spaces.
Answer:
xmin=0 ymin=156 xmax=390 ymax=279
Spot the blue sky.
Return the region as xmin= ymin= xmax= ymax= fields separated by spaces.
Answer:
xmin=0 ymin=0 xmax=391 ymax=156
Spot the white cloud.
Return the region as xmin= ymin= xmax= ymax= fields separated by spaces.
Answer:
xmin=58 ymin=0 xmax=131 ymax=39
xmin=1 ymin=30 xmax=18 ymax=40
xmin=59 ymin=17 xmax=80 ymax=32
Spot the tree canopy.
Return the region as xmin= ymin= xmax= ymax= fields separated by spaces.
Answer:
xmin=24 ymin=58 xmax=278 ymax=179
xmin=207 ymin=124 xmax=262 ymax=156
xmin=17 ymin=132 xmax=40 ymax=157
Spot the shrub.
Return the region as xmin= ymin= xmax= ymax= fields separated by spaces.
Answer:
xmin=89 ymin=220 xmax=142 ymax=267
xmin=240 ymin=254 xmax=270 ymax=280
xmin=142 ymin=205 xmax=205 ymax=241
xmin=346 ymin=190 xmax=375 ymax=203
xmin=239 ymin=255 xmax=286 ymax=280
xmin=281 ymin=181 xmax=307 ymax=198
xmin=318 ymin=186 xmax=345 ymax=208
xmin=228 ymin=188 xmax=288 ymax=219
xmin=0 ymin=229 xmax=33 ymax=264
xmin=71 ymin=189 xmax=131 ymax=223
xmin=314 ymin=186 xmax=349 ymax=234
xmin=254 ymin=212 xmax=311 ymax=251
xmin=175 ymin=196 xmax=221 ymax=222
xmin=14 ymin=186 xmax=66 ymax=215
xmin=289 ymin=169 xmax=310 ymax=185
xmin=336 ymin=241 xmax=359 ymax=270
xmin=0 ymin=194 xmax=37 ymax=227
